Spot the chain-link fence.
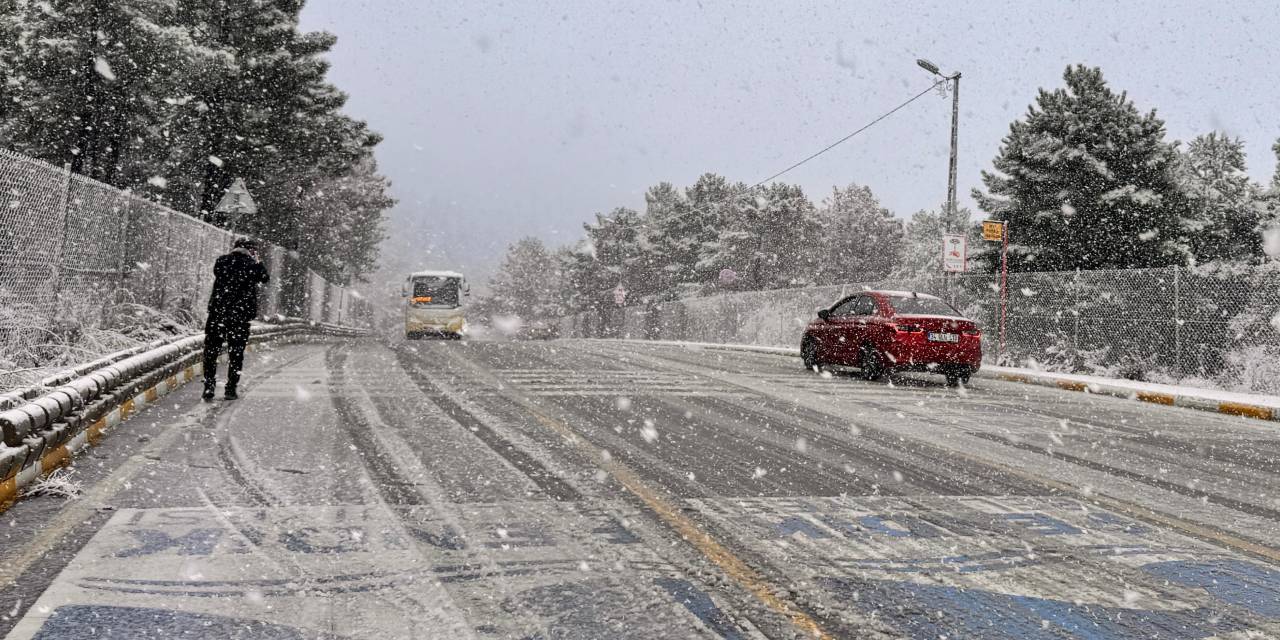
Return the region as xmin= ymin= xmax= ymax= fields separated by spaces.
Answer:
xmin=560 ymin=265 xmax=1280 ymax=393
xmin=1 ymin=148 xmax=372 ymax=377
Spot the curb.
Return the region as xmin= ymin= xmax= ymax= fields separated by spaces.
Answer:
xmin=985 ymin=368 xmax=1277 ymax=422
xmin=595 ymin=339 xmax=1280 ymax=424
xmin=0 ymin=329 xmax=359 ymax=511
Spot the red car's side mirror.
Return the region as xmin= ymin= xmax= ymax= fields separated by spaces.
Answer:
xmin=817 ymin=309 xmax=832 ymax=321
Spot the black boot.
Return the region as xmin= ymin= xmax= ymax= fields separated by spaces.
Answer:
xmin=224 ymin=384 xmax=238 ymax=400
xmin=202 ymin=380 xmax=216 ymax=401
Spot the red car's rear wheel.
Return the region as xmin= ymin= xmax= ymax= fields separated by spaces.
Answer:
xmin=801 ymin=337 xmax=822 ymax=371
xmin=859 ymin=344 xmax=886 ymax=381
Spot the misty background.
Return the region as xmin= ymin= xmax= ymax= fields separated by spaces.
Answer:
xmin=298 ymin=0 xmax=1280 ymax=288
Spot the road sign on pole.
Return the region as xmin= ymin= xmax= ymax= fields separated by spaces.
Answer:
xmin=981 ymin=220 xmax=1010 ymax=363
xmin=214 ymin=178 xmax=257 ymax=231
xmin=981 ymin=220 xmax=1004 ymax=242
xmin=942 ymin=234 xmax=967 ymax=273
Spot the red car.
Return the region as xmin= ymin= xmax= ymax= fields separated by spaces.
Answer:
xmin=800 ymin=290 xmax=982 ymax=386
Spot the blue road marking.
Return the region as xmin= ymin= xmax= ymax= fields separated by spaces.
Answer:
xmin=856 ymin=514 xmax=946 ymax=538
xmin=33 ymin=605 xmax=349 ymax=639
xmin=1001 ymin=512 xmax=1083 ymax=536
xmin=1143 ymin=559 xmax=1280 ymax=619
xmin=823 ymin=576 xmax=1246 ymax=639
xmin=1086 ymin=512 xmax=1149 ymax=534
xmin=771 ymin=516 xmax=832 ymax=539
xmin=114 ymin=528 xmax=222 ymax=558
xmin=654 ymin=577 xmax=747 ymax=640
xmin=279 ymin=526 xmax=368 ymax=554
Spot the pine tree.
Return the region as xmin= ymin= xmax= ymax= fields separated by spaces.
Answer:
xmin=284 ymin=156 xmax=393 ymax=284
xmin=640 ymin=181 xmax=686 ymax=297
xmin=1178 ymin=132 xmax=1264 ymax=264
xmin=702 ymin=182 xmax=819 ymax=289
xmin=814 ymin=183 xmax=903 ymax=284
xmin=0 ymin=0 xmax=391 ymax=282
xmin=0 ymin=0 xmax=20 ymax=124
xmin=973 ymin=65 xmax=1188 ymax=272
xmin=485 ymin=237 xmax=564 ymax=321
xmin=2 ymin=0 xmax=191 ymax=185
xmin=581 ymin=207 xmax=645 ymax=305
xmin=665 ymin=173 xmax=736 ymax=287
xmin=1273 ymin=139 xmax=1280 ymax=191
xmin=168 ymin=0 xmax=387 ymax=281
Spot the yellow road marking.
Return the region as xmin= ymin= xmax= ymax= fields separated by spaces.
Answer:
xmin=522 ymin=405 xmax=836 ymax=639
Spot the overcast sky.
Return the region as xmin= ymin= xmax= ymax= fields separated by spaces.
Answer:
xmin=299 ymin=0 xmax=1280 ymax=281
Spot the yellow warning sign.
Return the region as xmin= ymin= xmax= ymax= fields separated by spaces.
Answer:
xmin=982 ymin=220 xmax=1005 ymax=241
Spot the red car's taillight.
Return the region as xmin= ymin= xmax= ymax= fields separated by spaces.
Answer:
xmin=963 ymin=328 xmax=981 ymax=337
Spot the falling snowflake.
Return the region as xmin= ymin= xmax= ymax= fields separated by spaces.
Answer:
xmin=639 ymin=420 xmax=658 ymax=443
xmin=207 ymin=155 xmax=224 ymax=167
xmin=93 ymin=57 xmax=115 ymax=81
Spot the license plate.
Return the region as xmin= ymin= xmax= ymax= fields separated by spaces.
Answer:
xmin=927 ymin=332 xmax=958 ymax=343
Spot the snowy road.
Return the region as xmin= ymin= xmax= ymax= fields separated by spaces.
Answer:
xmin=2 ymin=337 xmax=1280 ymax=639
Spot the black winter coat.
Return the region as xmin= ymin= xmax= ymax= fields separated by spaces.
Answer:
xmin=206 ymin=250 xmax=269 ymax=328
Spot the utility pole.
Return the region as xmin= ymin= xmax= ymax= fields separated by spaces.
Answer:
xmin=918 ymin=59 xmax=962 ymax=303
xmin=916 ymin=59 xmax=961 ymax=232
xmin=946 ymin=74 xmax=960 ymax=232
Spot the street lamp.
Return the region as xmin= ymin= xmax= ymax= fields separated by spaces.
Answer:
xmin=917 ymin=59 xmax=961 ymax=233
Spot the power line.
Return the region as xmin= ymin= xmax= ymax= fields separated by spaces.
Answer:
xmin=614 ymin=77 xmax=950 ymax=230
xmin=749 ymin=78 xmax=948 ymax=188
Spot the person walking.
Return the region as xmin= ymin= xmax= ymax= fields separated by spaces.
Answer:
xmin=203 ymin=238 xmax=269 ymax=400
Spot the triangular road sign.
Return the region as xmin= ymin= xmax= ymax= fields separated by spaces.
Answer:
xmin=214 ymin=178 xmax=257 ymax=216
